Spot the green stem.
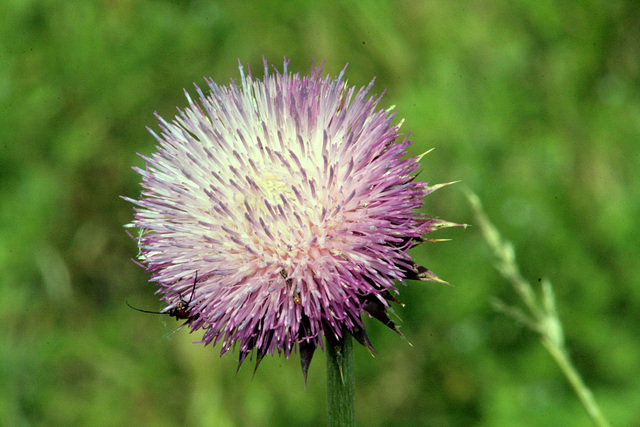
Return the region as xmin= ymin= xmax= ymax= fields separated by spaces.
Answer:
xmin=326 ymin=332 xmax=355 ymax=426
xmin=542 ymin=338 xmax=611 ymax=427
xmin=467 ymin=190 xmax=611 ymax=427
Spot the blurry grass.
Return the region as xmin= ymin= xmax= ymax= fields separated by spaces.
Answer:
xmin=468 ymin=190 xmax=610 ymax=427
xmin=1 ymin=0 xmax=640 ymax=425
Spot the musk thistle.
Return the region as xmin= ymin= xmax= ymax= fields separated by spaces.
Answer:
xmin=125 ymin=59 xmax=457 ymax=382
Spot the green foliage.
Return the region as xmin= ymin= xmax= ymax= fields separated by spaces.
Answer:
xmin=2 ymin=0 xmax=639 ymax=425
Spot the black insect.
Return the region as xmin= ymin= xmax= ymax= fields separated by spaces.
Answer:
xmin=127 ymin=273 xmax=199 ymax=323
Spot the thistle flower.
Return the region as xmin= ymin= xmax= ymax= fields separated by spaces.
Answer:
xmin=125 ymin=59 xmax=457 ymax=380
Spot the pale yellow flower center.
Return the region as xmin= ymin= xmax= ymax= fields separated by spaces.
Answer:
xmin=260 ymin=172 xmax=294 ymax=205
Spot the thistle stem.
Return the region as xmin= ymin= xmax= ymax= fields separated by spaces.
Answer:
xmin=326 ymin=332 xmax=355 ymax=426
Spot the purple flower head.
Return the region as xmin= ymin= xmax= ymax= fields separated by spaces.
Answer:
xmin=125 ymin=59 xmax=459 ymax=379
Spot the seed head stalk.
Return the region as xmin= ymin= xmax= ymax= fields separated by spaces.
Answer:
xmin=467 ymin=190 xmax=610 ymax=427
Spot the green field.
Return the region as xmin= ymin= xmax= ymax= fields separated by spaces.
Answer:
xmin=2 ymin=1 xmax=639 ymax=425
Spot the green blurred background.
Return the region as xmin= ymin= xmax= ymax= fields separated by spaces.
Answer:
xmin=2 ymin=0 xmax=639 ymax=425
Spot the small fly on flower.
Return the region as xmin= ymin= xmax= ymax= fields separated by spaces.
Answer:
xmin=127 ymin=272 xmax=200 ymax=324
xmin=280 ymin=269 xmax=301 ymax=305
